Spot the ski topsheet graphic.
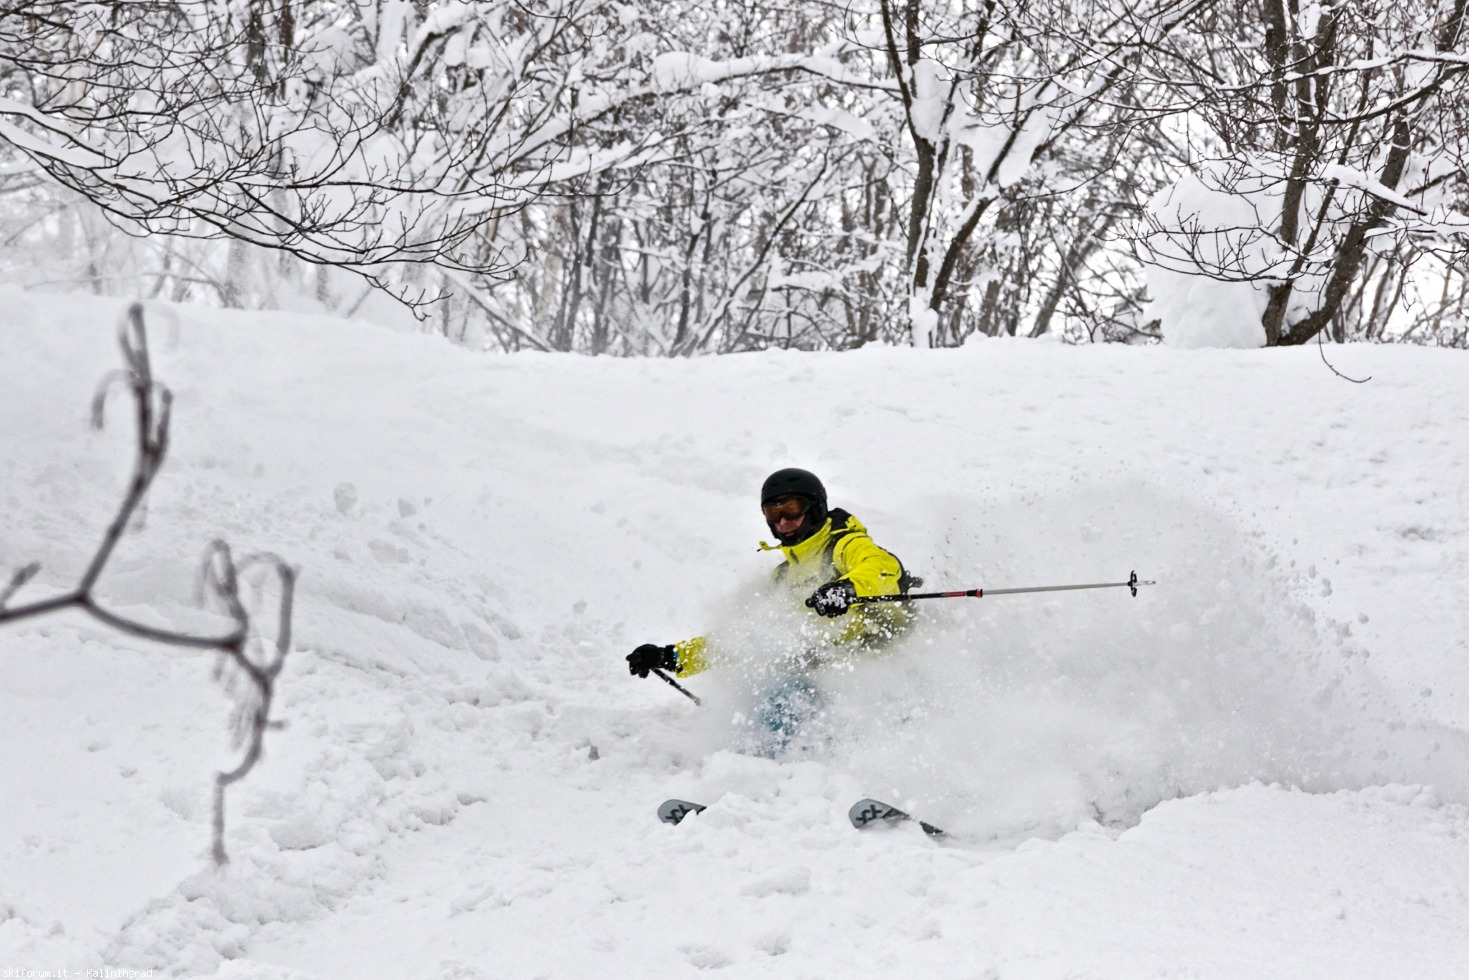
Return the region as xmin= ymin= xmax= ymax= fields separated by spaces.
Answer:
xmin=657 ymin=799 xmax=707 ymax=825
xmin=847 ymin=798 xmax=946 ymax=837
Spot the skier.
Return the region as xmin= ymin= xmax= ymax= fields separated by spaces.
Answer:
xmin=626 ymin=467 xmax=916 ymax=754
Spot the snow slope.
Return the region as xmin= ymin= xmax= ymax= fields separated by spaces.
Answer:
xmin=2 ymin=291 xmax=1467 ymax=978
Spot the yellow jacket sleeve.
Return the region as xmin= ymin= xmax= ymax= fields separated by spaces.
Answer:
xmin=674 ymin=636 xmax=710 ymax=677
xmin=832 ymin=528 xmax=904 ymax=597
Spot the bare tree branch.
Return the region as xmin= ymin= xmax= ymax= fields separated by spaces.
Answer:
xmin=0 ymin=302 xmax=298 ymax=865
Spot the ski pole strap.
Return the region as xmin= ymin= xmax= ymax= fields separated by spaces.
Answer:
xmin=850 ymin=570 xmax=1156 ymax=604
xmin=652 ymin=667 xmax=702 ymax=705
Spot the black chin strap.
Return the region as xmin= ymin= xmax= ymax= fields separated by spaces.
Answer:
xmin=770 ymin=507 xmax=838 ymax=548
xmin=770 ymin=512 xmax=816 ymax=546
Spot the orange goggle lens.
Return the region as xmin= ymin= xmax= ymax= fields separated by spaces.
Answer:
xmin=762 ymin=496 xmax=809 ymax=522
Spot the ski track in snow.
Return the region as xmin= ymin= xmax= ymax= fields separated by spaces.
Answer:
xmin=1 ymin=290 xmax=1468 ymax=977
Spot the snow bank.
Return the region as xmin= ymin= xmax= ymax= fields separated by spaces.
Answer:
xmin=2 ymin=292 xmax=1468 ymax=977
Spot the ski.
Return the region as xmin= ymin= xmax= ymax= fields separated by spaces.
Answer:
xmin=848 ymin=798 xmax=946 ymax=837
xmin=657 ymin=799 xmax=706 ymax=825
xmin=659 ymin=797 xmax=945 ymax=836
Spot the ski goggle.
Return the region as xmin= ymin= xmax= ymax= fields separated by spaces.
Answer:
xmin=762 ymin=495 xmax=810 ymax=522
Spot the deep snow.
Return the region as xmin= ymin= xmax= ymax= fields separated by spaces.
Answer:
xmin=1 ymin=290 xmax=1467 ymax=978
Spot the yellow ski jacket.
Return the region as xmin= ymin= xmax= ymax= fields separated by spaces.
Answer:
xmin=674 ymin=509 xmax=912 ymax=677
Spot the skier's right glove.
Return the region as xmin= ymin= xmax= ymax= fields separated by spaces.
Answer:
xmin=627 ymin=643 xmax=678 ymax=678
xmin=806 ymin=579 xmax=857 ymax=617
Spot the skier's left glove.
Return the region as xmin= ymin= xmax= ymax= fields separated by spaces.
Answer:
xmin=806 ymin=579 xmax=857 ymax=617
xmin=627 ymin=643 xmax=678 ymax=678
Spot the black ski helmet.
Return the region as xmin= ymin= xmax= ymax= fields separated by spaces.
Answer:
xmin=761 ymin=468 xmax=828 ymax=544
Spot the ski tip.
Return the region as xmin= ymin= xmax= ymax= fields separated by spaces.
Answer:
xmin=849 ymin=797 xmax=947 ymax=837
xmin=657 ymin=799 xmax=706 ymax=826
xmin=848 ymin=798 xmax=908 ymax=830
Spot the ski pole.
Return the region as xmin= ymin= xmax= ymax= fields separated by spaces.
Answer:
xmin=652 ymin=667 xmax=702 ymax=706
xmin=851 ymin=569 xmax=1156 ymax=604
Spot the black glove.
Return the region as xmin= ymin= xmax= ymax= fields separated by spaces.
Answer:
xmin=627 ymin=643 xmax=678 ymax=678
xmin=806 ymin=579 xmax=857 ymax=618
